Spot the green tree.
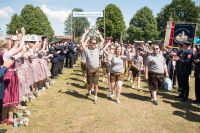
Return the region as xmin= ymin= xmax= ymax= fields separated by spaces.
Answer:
xmin=64 ymin=8 xmax=90 ymax=40
xmin=127 ymin=6 xmax=158 ymax=42
xmin=19 ymin=4 xmax=54 ymax=40
xmin=96 ymin=4 xmax=126 ymax=42
xmin=35 ymin=7 xmax=54 ymax=40
xmin=157 ymin=0 xmax=200 ymax=38
xmin=6 ymin=14 xmax=23 ymax=34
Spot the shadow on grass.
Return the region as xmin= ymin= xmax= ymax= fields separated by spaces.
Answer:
xmin=97 ymin=92 xmax=107 ymax=99
xmin=70 ymin=83 xmax=86 ymax=89
xmin=98 ymin=86 xmax=107 ymax=91
xmin=121 ymin=92 xmax=150 ymax=102
xmin=0 ymin=129 xmax=7 ymax=133
xmin=68 ymin=77 xmax=83 ymax=82
xmin=123 ymin=84 xmax=131 ymax=88
xmin=71 ymin=73 xmax=83 ymax=76
xmin=158 ymin=91 xmax=181 ymax=102
xmin=163 ymin=100 xmax=200 ymax=123
xmin=173 ymin=110 xmax=200 ymax=123
xmin=59 ymin=90 xmax=93 ymax=102
xmin=163 ymin=100 xmax=200 ymax=113
xmin=73 ymin=69 xmax=81 ymax=72
xmin=74 ymin=65 xmax=80 ymax=68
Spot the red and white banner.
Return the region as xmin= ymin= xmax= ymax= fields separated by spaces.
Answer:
xmin=164 ymin=21 xmax=174 ymax=46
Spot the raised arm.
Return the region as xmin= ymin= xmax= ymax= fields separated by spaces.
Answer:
xmin=80 ymin=28 xmax=90 ymax=49
xmin=95 ymin=29 xmax=104 ymax=48
xmin=10 ymin=27 xmax=25 ymax=56
xmin=9 ymin=27 xmax=25 ymax=56
xmin=102 ymin=41 xmax=111 ymax=55
xmin=32 ymin=37 xmax=42 ymax=52
xmin=80 ymin=36 xmax=90 ymax=51
xmin=12 ymin=47 xmax=25 ymax=60
xmin=39 ymin=40 xmax=46 ymax=53
xmin=10 ymin=33 xmax=19 ymax=49
xmin=34 ymin=39 xmax=42 ymax=52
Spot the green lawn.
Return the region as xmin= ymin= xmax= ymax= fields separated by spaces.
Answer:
xmin=1 ymin=61 xmax=200 ymax=133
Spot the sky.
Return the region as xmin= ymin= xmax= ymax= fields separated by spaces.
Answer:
xmin=0 ymin=0 xmax=199 ymax=36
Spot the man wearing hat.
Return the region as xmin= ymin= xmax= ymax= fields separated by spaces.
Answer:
xmin=58 ymin=42 xmax=66 ymax=74
xmin=49 ymin=42 xmax=60 ymax=79
xmin=193 ymin=45 xmax=200 ymax=104
xmin=67 ymin=41 xmax=76 ymax=68
xmin=175 ymin=43 xmax=184 ymax=97
xmin=64 ymin=41 xmax=70 ymax=68
xmin=176 ymin=41 xmax=193 ymax=102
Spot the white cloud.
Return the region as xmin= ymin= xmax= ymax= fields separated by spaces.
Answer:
xmin=40 ymin=4 xmax=71 ymax=35
xmin=41 ymin=4 xmax=70 ymax=23
xmin=0 ymin=6 xmax=13 ymax=18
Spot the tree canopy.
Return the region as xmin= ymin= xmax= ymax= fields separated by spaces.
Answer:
xmin=7 ymin=4 xmax=54 ymax=40
xmin=7 ymin=14 xmax=23 ymax=34
xmin=157 ymin=0 xmax=200 ymax=38
xmin=96 ymin=4 xmax=126 ymax=42
xmin=127 ymin=6 xmax=158 ymax=42
xmin=64 ymin=8 xmax=90 ymax=40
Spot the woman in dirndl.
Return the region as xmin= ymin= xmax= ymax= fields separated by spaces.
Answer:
xmin=1 ymin=28 xmax=25 ymax=124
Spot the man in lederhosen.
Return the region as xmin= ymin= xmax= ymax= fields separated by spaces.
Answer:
xmin=145 ymin=44 xmax=169 ymax=105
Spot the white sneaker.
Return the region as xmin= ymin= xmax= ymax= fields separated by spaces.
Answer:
xmin=94 ymin=96 xmax=98 ymax=104
xmin=83 ymin=78 xmax=86 ymax=83
xmin=150 ymin=97 xmax=154 ymax=102
xmin=107 ymin=91 xmax=114 ymax=98
xmin=42 ymin=87 xmax=46 ymax=91
xmin=89 ymin=90 xmax=92 ymax=95
xmin=132 ymin=84 xmax=135 ymax=89
xmin=107 ymin=92 xmax=111 ymax=98
xmin=137 ymin=87 xmax=141 ymax=91
xmin=110 ymin=92 xmax=114 ymax=98
xmin=116 ymin=99 xmax=121 ymax=104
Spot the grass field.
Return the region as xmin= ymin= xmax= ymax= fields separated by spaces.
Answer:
xmin=1 ymin=61 xmax=200 ymax=133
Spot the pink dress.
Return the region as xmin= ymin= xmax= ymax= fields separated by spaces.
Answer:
xmin=16 ymin=58 xmax=31 ymax=101
xmin=38 ymin=53 xmax=51 ymax=79
xmin=42 ymin=57 xmax=51 ymax=78
xmin=30 ymin=53 xmax=43 ymax=82
xmin=3 ymin=62 xmax=19 ymax=107
xmin=23 ymin=59 xmax=34 ymax=86
xmin=38 ymin=53 xmax=47 ymax=80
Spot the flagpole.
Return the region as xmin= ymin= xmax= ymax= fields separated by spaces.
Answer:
xmin=104 ymin=8 xmax=106 ymax=40
xmin=71 ymin=11 xmax=73 ymax=42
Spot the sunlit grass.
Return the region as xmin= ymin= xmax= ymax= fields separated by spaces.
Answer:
xmin=1 ymin=59 xmax=200 ymax=133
